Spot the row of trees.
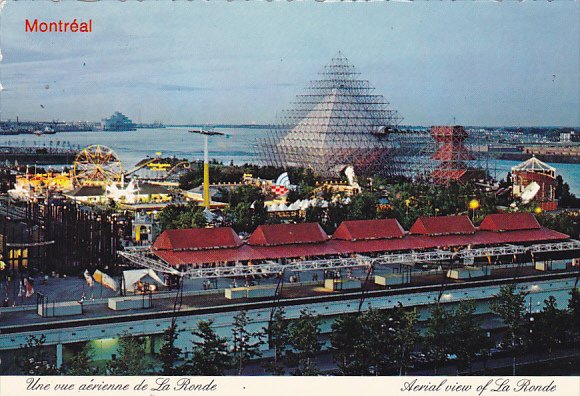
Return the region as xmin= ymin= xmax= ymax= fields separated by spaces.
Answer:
xmin=536 ymin=211 xmax=579 ymax=239
xmin=177 ymin=163 xmax=579 ymax=214
xmin=158 ymin=185 xmax=268 ymax=233
xmin=555 ymin=175 xmax=580 ymax=208
xmin=19 ymin=286 xmax=580 ymax=376
xmin=151 ymin=308 xmax=324 ymax=376
xmin=178 ymin=163 xmax=321 ymax=192
xmin=158 ymin=204 xmax=207 ymax=230
xmin=378 ymin=181 xmax=498 ymax=229
xmin=165 ymin=167 xmax=578 ymax=237
xmin=304 ymin=192 xmax=379 ymax=233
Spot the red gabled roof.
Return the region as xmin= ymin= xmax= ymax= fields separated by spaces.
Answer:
xmin=153 ymin=227 xmax=242 ymax=251
xmin=154 ymin=227 xmax=570 ymax=266
xmin=248 ymin=223 xmax=328 ymax=246
xmin=410 ymin=215 xmax=476 ymax=235
xmin=333 ymin=219 xmax=405 ymax=241
xmin=479 ymin=213 xmax=541 ymax=232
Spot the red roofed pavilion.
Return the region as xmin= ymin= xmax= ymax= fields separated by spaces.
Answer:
xmin=410 ymin=215 xmax=476 ymax=235
xmin=153 ymin=227 xmax=242 ymax=251
xmin=248 ymin=223 xmax=328 ymax=246
xmin=479 ymin=213 xmax=541 ymax=232
xmin=333 ymin=219 xmax=405 ymax=241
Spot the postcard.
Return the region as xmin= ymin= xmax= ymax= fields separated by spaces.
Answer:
xmin=0 ymin=1 xmax=578 ymax=395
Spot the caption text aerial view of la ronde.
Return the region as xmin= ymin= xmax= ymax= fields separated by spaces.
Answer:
xmin=0 ymin=1 xmax=578 ymax=378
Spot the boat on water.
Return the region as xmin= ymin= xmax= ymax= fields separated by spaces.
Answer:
xmin=33 ymin=126 xmax=56 ymax=136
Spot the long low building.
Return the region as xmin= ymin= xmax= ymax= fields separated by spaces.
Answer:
xmin=151 ymin=213 xmax=571 ymax=267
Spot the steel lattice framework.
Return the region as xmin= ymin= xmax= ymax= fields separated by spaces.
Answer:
xmin=256 ymin=53 xmax=406 ymax=178
xmin=119 ymin=240 xmax=580 ymax=280
xmin=256 ymin=54 xmax=492 ymax=181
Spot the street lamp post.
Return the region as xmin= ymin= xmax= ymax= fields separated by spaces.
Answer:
xmin=468 ymin=199 xmax=480 ymax=222
xmin=188 ymin=129 xmax=225 ymax=209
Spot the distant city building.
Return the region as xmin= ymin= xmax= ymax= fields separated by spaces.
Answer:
xmin=559 ymin=131 xmax=579 ymax=143
xmin=101 ymin=112 xmax=136 ymax=131
xmin=559 ymin=131 xmax=572 ymax=143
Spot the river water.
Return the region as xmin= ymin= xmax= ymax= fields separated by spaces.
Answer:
xmin=1 ymin=127 xmax=578 ymax=195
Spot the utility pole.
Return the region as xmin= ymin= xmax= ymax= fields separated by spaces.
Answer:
xmin=188 ymin=129 xmax=224 ymax=209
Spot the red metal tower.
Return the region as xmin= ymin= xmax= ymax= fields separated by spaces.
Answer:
xmin=430 ymin=125 xmax=475 ymax=184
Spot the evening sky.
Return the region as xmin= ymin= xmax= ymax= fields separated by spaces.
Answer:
xmin=0 ymin=1 xmax=578 ymax=126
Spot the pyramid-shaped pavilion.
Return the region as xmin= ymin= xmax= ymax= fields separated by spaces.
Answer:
xmin=256 ymin=53 xmax=403 ymax=177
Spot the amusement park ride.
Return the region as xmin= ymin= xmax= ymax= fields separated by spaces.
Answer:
xmin=72 ymin=145 xmax=123 ymax=187
xmin=72 ymin=144 xmax=191 ymax=189
xmin=8 ymin=143 xmax=191 ymax=205
xmin=188 ymin=128 xmax=225 ymax=209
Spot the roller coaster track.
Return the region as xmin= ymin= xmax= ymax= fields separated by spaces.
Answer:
xmin=124 ymin=159 xmax=191 ymax=181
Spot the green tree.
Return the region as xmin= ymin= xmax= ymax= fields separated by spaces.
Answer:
xmin=286 ymin=187 xmax=302 ymax=203
xmin=287 ymin=309 xmax=322 ymax=376
xmin=320 ymin=186 xmax=334 ymax=202
xmin=158 ymin=204 xmax=206 ymax=230
xmin=231 ymin=310 xmax=265 ymax=375
xmin=528 ymin=296 xmax=566 ymax=356
xmin=324 ymin=201 xmax=348 ymax=233
xmin=263 ymin=308 xmax=289 ymax=375
xmin=329 ymin=313 xmax=365 ymax=375
xmin=555 ymin=175 xmax=580 ymax=208
xmin=567 ymin=288 xmax=580 ymax=341
xmin=537 ymin=212 xmax=579 ymax=238
xmin=17 ymin=335 xmax=60 ymax=375
xmin=106 ymin=332 xmax=151 ymax=375
xmin=287 ymin=168 xmax=320 ymax=187
xmin=179 ymin=164 xmax=203 ymax=190
xmin=158 ymin=321 xmax=182 ymax=375
xmin=450 ymin=301 xmax=489 ymax=374
xmin=184 ymin=320 xmax=232 ymax=376
xmin=305 ymin=204 xmax=326 ymax=225
xmin=490 ymin=284 xmax=529 ymax=375
xmin=348 ymin=192 xmax=378 ymax=221
xmin=391 ymin=306 xmax=421 ymax=376
xmin=192 ymin=210 xmax=208 ymax=228
xmin=424 ymin=303 xmax=452 ymax=374
xmin=227 ymin=185 xmax=264 ymax=208
xmin=230 ymin=198 xmax=268 ymax=233
xmin=66 ymin=343 xmax=98 ymax=375
xmin=357 ymin=308 xmax=394 ymax=375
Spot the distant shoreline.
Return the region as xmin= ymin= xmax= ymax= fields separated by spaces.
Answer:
xmin=167 ymin=124 xmax=272 ymax=129
xmin=494 ymin=153 xmax=580 ymax=165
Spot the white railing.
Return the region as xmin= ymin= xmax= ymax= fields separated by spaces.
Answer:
xmin=118 ymin=239 xmax=580 ymax=280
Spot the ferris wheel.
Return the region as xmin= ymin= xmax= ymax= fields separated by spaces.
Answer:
xmin=72 ymin=145 xmax=123 ymax=186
